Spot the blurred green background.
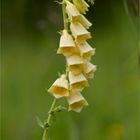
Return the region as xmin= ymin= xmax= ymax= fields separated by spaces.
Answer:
xmin=1 ymin=0 xmax=139 ymax=140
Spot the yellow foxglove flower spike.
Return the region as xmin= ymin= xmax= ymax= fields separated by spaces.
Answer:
xmin=70 ymin=22 xmax=91 ymax=43
xmin=77 ymin=41 xmax=96 ymax=61
xmin=57 ymin=30 xmax=77 ymax=57
xmin=48 ymin=74 xmax=69 ymax=98
xmin=73 ymin=0 xmax=89 ymax=14
xmin=69 ymin=72 xmax=88 ymax=91
xmin=67 ymin=91 xmax=88 ymax=112
xmin=84 ymin=62 xmax=97 ymax=78
xmin=66 ymin=54 xmax=84 ymax=74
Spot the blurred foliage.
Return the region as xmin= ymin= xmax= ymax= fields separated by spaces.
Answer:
xmin=1 ymin=0 xmax=139 ymax=140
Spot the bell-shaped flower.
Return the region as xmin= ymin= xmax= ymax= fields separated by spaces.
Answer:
xmin=73 ymin=0 xmax=89 ymax=14
xmin=57 ymin=30 xmax=77 ymax=56
xmin=77 ymin=42 xmax=95 ymax=61
xmin=67 ymin=91 xmax=88 ymax=112
xmin=84 ymin=62 xmax=97 ymax=78
xmin=70 ymin=22 xmax=91 ymax=43
xmin=79 ymin=14 xmax=92 ymax=29
xmin=66 ymin=1 xmax=81 ymax=22
xmin=48 ymin=74 xmax=69 ymax=98
xmin=69 ymin=72 xmax=88 ymax=91
xmin=66 ymin=54 xmax=84 ymax=74
xmin=66 ymin=1 xmax=92 ymax=29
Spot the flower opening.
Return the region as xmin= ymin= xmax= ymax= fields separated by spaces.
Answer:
xmin=67 ymin=91 xmax=88 ymax=112
xmin=48 ymin=74 xmax=69 ymax=98
xmin=57 ymin=30 xmax=77 ymax=56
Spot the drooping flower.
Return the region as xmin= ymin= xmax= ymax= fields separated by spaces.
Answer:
xmin=57 ymin=30 xmax=77 ymax=57
xmin=66 ymin=54 xmax=84 ymax=73
xmin=69 ymin=72 xmax=88 ymax=91
xmin=78 ymin=14 xmax=92 ymax=29
xmin=66 ymin=1 xmax=92 ymax=29
xmin=48 ymin=74 xmax=69 ymax=98
xmin=66 ymin=0 xmax=81 ymax=22
xmin=73 ymin=0 xmax=89 ymax=14
xmin=67 ymin=91 xmax=88 ymax=112
xmin=70 ymin=22 xmax=91 ymax=43
xmin=77 ymin=41 xmax=95 ymax=61
xmin=84 ymin=62 xmax=96 ymax=78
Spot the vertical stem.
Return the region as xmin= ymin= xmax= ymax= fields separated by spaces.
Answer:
xmin=46 ymin=99 xmax=57 ymax=124
xmin=42 ymin=1 xmax=69 ymax=140
xmin=62 ymin=0 xmax=68 ymax=30
xmin=42 ymin=98 xmax=57 ymax=140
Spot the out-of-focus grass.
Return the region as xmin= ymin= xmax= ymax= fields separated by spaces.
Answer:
xmin=1 ymin=1 xmax=139 ymax=140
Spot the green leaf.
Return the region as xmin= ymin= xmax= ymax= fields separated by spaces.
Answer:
xmin=36 ymin=116 xmax=44 ymax=129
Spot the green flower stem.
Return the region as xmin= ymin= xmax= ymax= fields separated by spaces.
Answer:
xmin=42 ymin=98 xmax=57 ymax=140
xmin=41 ymin=2 xmax=69 ymax=140
xmin=62 ymin=0 xmax=68 ymax=30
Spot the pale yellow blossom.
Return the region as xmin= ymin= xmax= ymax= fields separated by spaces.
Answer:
xmin=48 ymin=74 xmax=69 ymax=98
xmin=84 ymin=62 xmax=96 ymax=78
xmin=73 ymin=0 xmax=89 ymax=14
xmin=67 ymin=91 xmax=88 ymax=112
xmin=78 ymin=14 xmax=92 ymax=29
xmin=70 ymin=22 xmax=91 ymax=43
xmin=66 ymin=1 xmax=81 ymax=22
xmin=67 ymin=54 xmax=84 ymax=73
xmin=77 ymin=41 xmax=95 ymax=61
xmin=57 ymin=30 xmax=77 ymax=56
xmin=66 ymin=1 xmax=92 ymax=29
xmin=69 ymin=72 xmax=88 ymax=91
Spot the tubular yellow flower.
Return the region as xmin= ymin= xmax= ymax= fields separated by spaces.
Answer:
xmin=48 ymin=74 xmax=69 ymax=98
xmin=67 ymin=54 xmax=84 ymax=73
xmin=79 ymin=14 xmax=92 ymax=29
xmin=84 ymin=62 xmax=96 ymax=78
xmin=66 ymin=1 xmax=81 ymax=22
xmin=70 ymin=22 xmax=91 ymax=43
xmin=77 ymin=41 xmax=95 ymax=61
xmin=57 ymin=30 xmax=77 ymax=56
xmin=69 ymin=72 xmax=88 ymax=91
xmin=73 ymin=0 xmax=89 ymax=14
xmin=66 ymin=1 xmax=92 ymax=29
xmin=67 ymin=91 xmax=88 ymax=112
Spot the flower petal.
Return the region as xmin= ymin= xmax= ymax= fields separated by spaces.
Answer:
xmin=79 ymin=14 xmax=92 ymax=29
xmin=73 ymin=0 xmax=89 ymax=14
xmin=84 ymin=62 xmax=96 ymax=78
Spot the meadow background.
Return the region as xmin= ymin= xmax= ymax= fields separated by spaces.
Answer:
xmin=1 ymin=0 xmax=139 ymax=140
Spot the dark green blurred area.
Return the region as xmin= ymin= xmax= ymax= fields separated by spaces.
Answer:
xmin=1 ymin=0 xmax=139 ymax=140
